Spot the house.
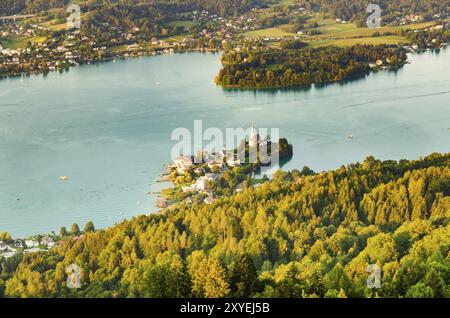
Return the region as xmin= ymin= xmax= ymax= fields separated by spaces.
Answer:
xmin=182 ymin=184 xmax=197 ymax=193
xmin=227 ymin=158 xmax=242 ymax=167
xmin=14 ymin=240 xmax=24 ymax=248
xmin=203 ymin=197 xmax=216 ymax=205
xmin=235 ymin=183 xmax=246 ymax=193
xmin=42 ymin=236 xmax=54 ymax=247
xmin=24 ymin=247 xmax=44 ymax=254
xmin=182 ymin=173 xmax=219 ymax=193
xmin=196 ymin=174 xmax=218 ymax=191
xmin=25 ymin=240 xmax=39 ymax=248
xmin=174 ymin=155 xmax=194 ymax=174
xmin=127 ymin=43 xmax=139 ymax=50
xmin=0 ymin=241 xmax=7 ymax=251
xmin=194 ymin=166 xmax=206 ymax=174
xmin=205 ymin=153 xmax=225 ymax=169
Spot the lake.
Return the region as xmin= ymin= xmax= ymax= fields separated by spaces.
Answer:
xmin=1 ymin=49 xmax=449 ymax=237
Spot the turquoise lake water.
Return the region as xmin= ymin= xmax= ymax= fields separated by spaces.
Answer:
xmin=0 ymin=49 xmax=449 ymax=236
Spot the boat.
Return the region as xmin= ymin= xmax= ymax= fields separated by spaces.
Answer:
xmin=59 ymin=176 xmax=70 ymax=181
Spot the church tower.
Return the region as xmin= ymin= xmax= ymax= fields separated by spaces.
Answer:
xmin=249 ymin=125 xmax=258 ymax=148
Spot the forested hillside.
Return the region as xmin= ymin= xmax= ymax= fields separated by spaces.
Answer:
xmin=1 ymin=153 xmax=449 ymax=298
xmin=0 ymin=0 xmax=268 ymax=16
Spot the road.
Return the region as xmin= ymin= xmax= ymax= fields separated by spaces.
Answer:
xmin=0 ymin=14 xmax=35 ymax=21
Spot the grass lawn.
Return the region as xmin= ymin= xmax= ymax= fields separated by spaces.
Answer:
xmin=305 ymin=18 xmax=446 ymax=47
xmin=166 ymin=20 xmax=194 ymax=29
xmin=313 ymin=20 xmax=441 ymax=40
xmin=39 ymin=13 xmax=90 ymax=31
xmin=109 ymin=45 xmax=128 ymax=53
xmin=268 ymin=0 xmax=297 ymax=7
xmin=243 ymin=24 xmax=297 ymax=38
xmin=1 ymin=36 xmax=46 ymax=49
xmin=40 ymin=19 xmax=69 ymax=31
xmin=160 ymin=34 xmax=189 ymax=42
xmin=309 ymin=36 xmax=407 ymax=47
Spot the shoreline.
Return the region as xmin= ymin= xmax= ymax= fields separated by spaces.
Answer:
xmin=0 ymin=48 xmax=222 ymax=81
xmin=2 ymin=43 xmax=446 ymax=85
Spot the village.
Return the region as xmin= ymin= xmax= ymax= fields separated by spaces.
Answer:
xmin=0 ymin=234 xmax=57 ymax=259
xmin=0 ymin=8 xmax=265 ymax=78
xmin=158 ymin=129 xmax=292 ymax=208
xmin=0 ymin=4 xmax=449 ymax=78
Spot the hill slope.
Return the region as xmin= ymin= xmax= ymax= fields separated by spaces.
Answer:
xmin=1 ymin=153 xmax=449 ymax=298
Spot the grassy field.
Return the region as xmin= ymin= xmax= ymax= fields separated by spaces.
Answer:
xmin=1 ymin=36 xmax=46 ymax=49
xmin=309 ymin=36 xmax=407 ymax=47
xmin=109 ymin=45 xmax=129 ymax=53
xmin=40 ymin=19 xmax=70 ymax=31
xmin=161 ymin=34 xmax=189 ymax=42
xmin=38 ymin=12 xmax=90 ymax=31
xmin=243 ymin=24 xmax=297 ymax=38
xmin=312 ymin=19 xmax=440 ymax=40
xmin=243 ymin=15 xmax=447 ymax=48
xmin=166 ymin=20 xmax=195 ymax=29
xmin=268 ymin=0 xmax=298 ymax=7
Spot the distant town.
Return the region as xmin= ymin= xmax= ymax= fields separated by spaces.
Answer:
xmin=0 ymin=4 xmax=448 ymax=79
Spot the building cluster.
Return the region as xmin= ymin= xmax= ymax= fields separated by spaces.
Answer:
xmin=0 ymin=235 xmax=56 ymax=259
xmin=166 ymin=128 xmax=268 ymax=205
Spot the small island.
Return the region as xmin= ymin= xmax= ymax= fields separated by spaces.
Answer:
xmin=159 ymin=130 xmax=293 ymax=208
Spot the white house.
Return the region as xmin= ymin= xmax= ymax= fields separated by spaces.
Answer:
xmin=173 ymin=155 xmax=194 ymax=174
xmin=42 ymin=236 xmax=54 ymax=247
xmin=25 ymin=240 xmax=39 ymax=248
xmin=203 ymin=197 xmax=216 ymax=205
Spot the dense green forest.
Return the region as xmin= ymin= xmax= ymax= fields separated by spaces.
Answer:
xmin=1 ymin=153 xmax=449 ymax=298
xmin=0 ymin=0 xmax=268 ymax=16
xmin=295 ymin=0 xmax=449 ymax=22
xmin=215 ymin=44 xmax=408 ymax=89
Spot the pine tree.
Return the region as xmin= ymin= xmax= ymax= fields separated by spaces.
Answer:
xmin=84 ymin=221 xmax=95 ymax=233
xmin=204 ymin=257 xmax=230 ymax=298
xmin=230 ymin=254 xmax=259 ymax=297
xmin=71 ymin=223 xmax=80 ymax=235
